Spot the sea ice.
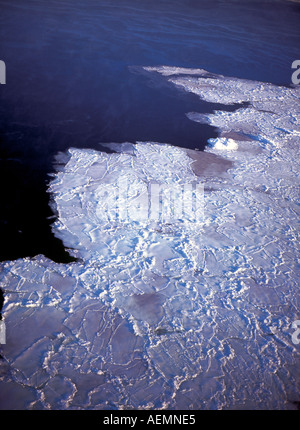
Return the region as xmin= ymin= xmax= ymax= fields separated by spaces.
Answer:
xmin=0 ymin=67 xmax=299 ymax=410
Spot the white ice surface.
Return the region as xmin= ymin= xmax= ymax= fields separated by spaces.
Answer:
xmin=0 ymin=68 xmax=299 ymax=410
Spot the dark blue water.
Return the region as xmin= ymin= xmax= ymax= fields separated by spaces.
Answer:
xmin=0 ymin=0 xmax=299 ymax=261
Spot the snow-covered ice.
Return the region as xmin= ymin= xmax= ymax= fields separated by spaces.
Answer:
xmin=0 ymin=67 xmax=299 ymax=410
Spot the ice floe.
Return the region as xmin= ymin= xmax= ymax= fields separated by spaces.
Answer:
xmin=0 ymin=67 xmax=299 ymax=410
